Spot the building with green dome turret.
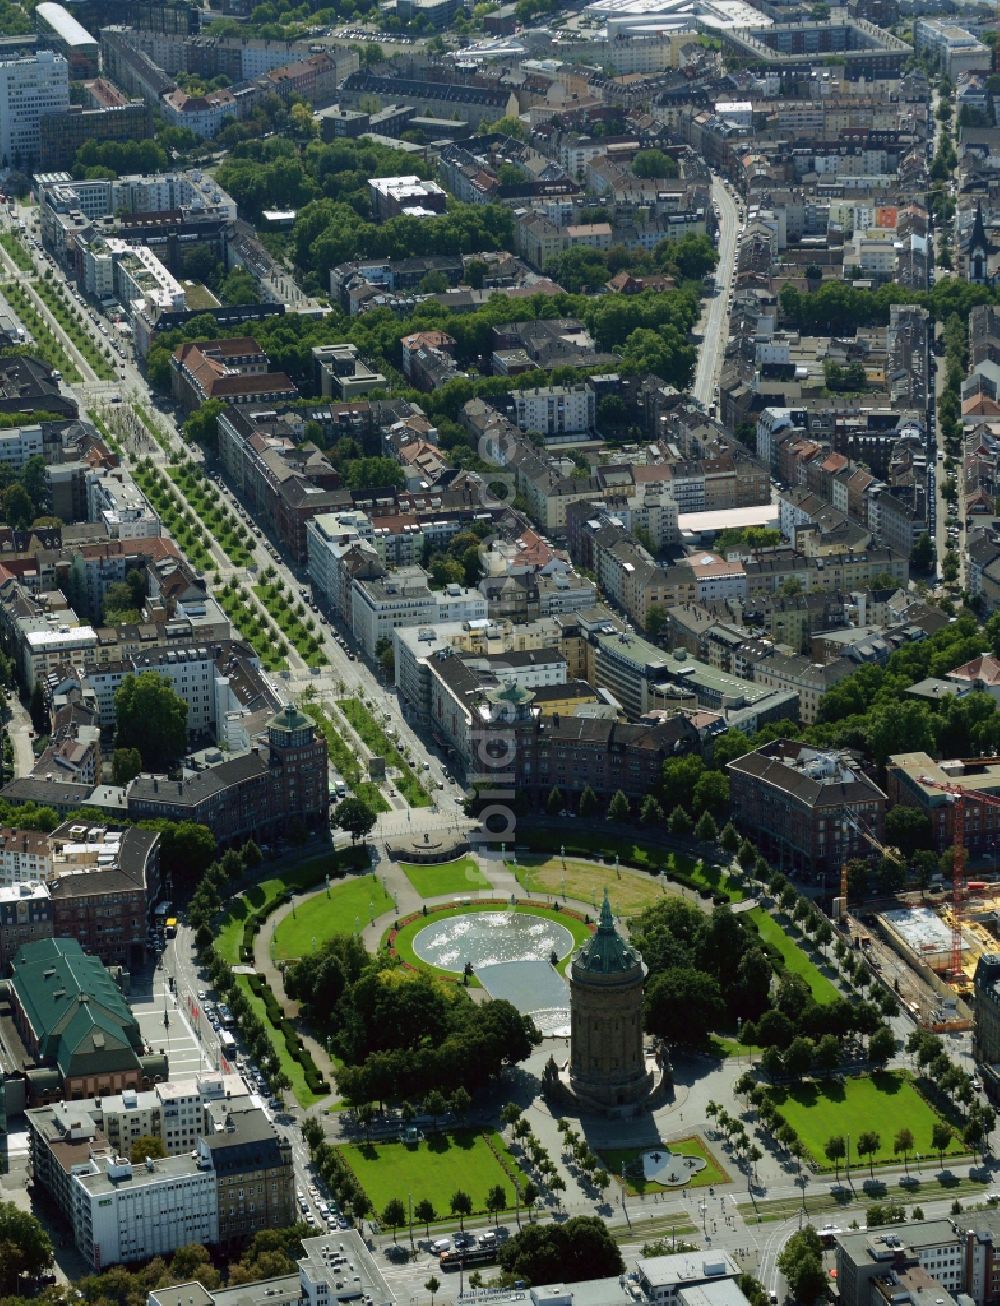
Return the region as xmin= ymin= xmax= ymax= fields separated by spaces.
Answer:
xmin=568 ymin=889 xmax=654 ymax=1111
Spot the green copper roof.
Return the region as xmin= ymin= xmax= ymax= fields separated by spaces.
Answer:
xmin=572 ymin=890 xmax=643 ymax=976
xmin=270 ymin=704 xmax=312 ymax=734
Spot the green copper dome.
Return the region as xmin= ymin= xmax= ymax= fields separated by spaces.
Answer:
xmin=572 ymin=890 xmax=643 ymax=977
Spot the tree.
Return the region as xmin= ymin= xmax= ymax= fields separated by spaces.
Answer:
xmin=332 ymin=796 xmax=377 ymax=845
xmin=868 ymin=1026 xmax=896 ymax=1068
xmin=695 ymin=809 xmax=718 ymax=841
xmin=415 ymin=1198 xmax=436 ymax=1236
xmin=633 ymin=148 xmax=679 ymax=179
xmin=825 ymin=1135 xmax=846 ymax=1180
xmin=608 ymin=790 xmax=630 ymax=821
xmin=486 ymin=1183 xmax=507 ymax=1224
xmin=112 ymin=745 xmax=143 ymax=786
xmin=28 ymin=679 xmax=47 ymax=734
xmin=498 ymin=1215 xmax=624 ymax=1284
xmin=777 ymin=1227 xmax=827 ymax=1306
xmin=911 ymin=532 xmax=935 ymax=574
xmin=784 ymin=1036 xmax=814 ymax=1078
xmin=885 ymin=806 xmax=933 ymax=856
xmin=646 ymin=967 xmax=724 ymax=1045
xmin=425 ymin=1277 xmax=441 ymax=1305
xmin=641 ymin=793 xmax=664 ymax=825
xmin=668 ymin=805 xmax=693 ymax=836
xmin=450 ymin=1189 xmax=473 ymax=1230
xmin=932 ymin=1121 xmax=954 ymax=1165
xmin=382 ymin=1198 xmax=406 ymax=1242
xmin=894 ymin=1128 xmax=914 ymax=1173
xmin=578 ymin=784 xmax=597 ymax=817
xmin=2 ymin=482 xmax=33 ymax=530
xmin=114 ymin=670 xmax=189 ymax=771
xmin=423 ymin=1088 xmax=447 ymax=1130
xmin=183 ymin=397 xmax=225 ymax=452
xmin=857 ymin=1130 xmax=881 ymax=1177
xmin=546 ymin=785 xmax=563 ymax=815
xmin=129 ymin=1133 xmax=166 ymax=1161
xmin=814 ymin=1034 xmax=840 ymax=1078
xmin=0 ymin=1201 xmax=53 ymax=1293
xmin=720 ymin=821 xmax=741 ymax=854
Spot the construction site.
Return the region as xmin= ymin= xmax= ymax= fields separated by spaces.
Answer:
xmin=836 ymin=758 xmax=1000 ymax=1034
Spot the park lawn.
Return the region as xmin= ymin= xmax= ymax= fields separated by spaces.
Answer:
xmin=601 ymin=1136 xmax=727 ymax=1195
xmin=768 ymin=1072 xmax=967 ymax=1171
xmin=388 ymin=902 xmax=594 ymax=983
xmin=341 ymin=1131 xmax=520 ymax=1215
xmin=216 ymin=850 xmax=369 ymax=966
xmin=513 ymin=855 xmax=672 ymax=917
xmin=272 ymin=874 xmax=394 ymax=961
xmin=233 ymin=974 xmax=323 ymax=1109
xmin=520 ymin=830 xmax=743 ymax=902
xmin=749 ymin=909 xmax=839 ymax=1004
xmin=400 ymin=856 xmax=490 ymax=898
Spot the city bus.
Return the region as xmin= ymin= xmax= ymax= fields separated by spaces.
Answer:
xmin=440 ymin=1245 xmax=497 ymax=1270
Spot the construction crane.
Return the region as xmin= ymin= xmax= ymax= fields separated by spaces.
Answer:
xmin=839 ymin=811 xmax=903 ymax=902
xmin=918 ymin=776 xmax=1000 ymax=977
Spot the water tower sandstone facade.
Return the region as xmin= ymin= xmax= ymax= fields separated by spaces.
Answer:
xmin=568 ymin=891 xmax=654 ymax=1110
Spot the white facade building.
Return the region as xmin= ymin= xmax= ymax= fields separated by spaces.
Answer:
xmin=512 ymin=384 xmax=596 ymax=439
xmin=351 ymin=569 xmax=487 ymax=661
xmin=0 ymin=51 xmax=69 ymax=171
xmin=86 ymin=468 xmax=161 ymax=539
xmin=0 ymin=422 xmax=45 ymax=472
xmin=306 ymin=510 xmax=378 ymax=617
xmin=71 ymin=1153 xmax=219 ymax=1269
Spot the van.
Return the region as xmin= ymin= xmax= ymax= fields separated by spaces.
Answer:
xmin=432 ymin=1238 xmax=451 ymax=1253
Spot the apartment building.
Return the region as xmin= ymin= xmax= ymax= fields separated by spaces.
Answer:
xmin=306 ymin=510 xmax=380 ymax=618
xmin=914 ymin=17 xmax=990 ymax=76
xmin=47 ymin=825 xmax=160 ymax=970
xmin=26 ymin=1073 xmax=247 ymax=1171
xmin=728 ymin=740 xmax=887 ymax=878
xmin=836 ymin=1223 xmax=966 ymax=1306
xmin=0 ymin=882 xmax=53 ymax=973
xmin=351 ymin=569 xmax=487 ymax=662
xmin=512 ymin=385 xmax=596 ymax=440
xmin=216 ymin=408 xmax=343 ymax=563
xmin=886 ymin=752 xmax=1000 ymax=855
xmin=126 ymin=704 xmax=327 ymax=842
xmin=0 ymin=828 xmax=54 ymax=884
xmin=197 ymin=1108 xmax=295 ymax=1243
xmin=170 ymin=339 xmax=298 ymax=412
xmin=0 ymin=51 xmax=69 ymax=171
xmin=735 ymin=643 xmax=857 ymax=724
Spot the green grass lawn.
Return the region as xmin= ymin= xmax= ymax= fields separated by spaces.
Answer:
xmin=748 ymin=909 xmax=839 ymax=1004
xmin=388 ymin=902 xmax=593 ymax=984
xmin=216 ymin=851 xmax=367 ymax=966
xmin=601 ymin=1136 xmax=727 ymax=1194
xmin=521 ymin=830 xmax=743 ymax=901
xmin=399 ymin=856 xmax=490 ymax=898
xmin=341 ymin=1131 xmax=520 ymax=1214
xmin=768 ymin=1072 xmax=967 ymax=1171
xmin=272 ymin=874 xmax=394 ymax=961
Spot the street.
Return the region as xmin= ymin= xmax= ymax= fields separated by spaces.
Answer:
xmin=693 ymin=177 xmax=740 ymax=409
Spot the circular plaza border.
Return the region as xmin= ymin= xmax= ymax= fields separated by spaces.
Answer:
xmin=383 ymin=899 xmax=595 ymax=986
